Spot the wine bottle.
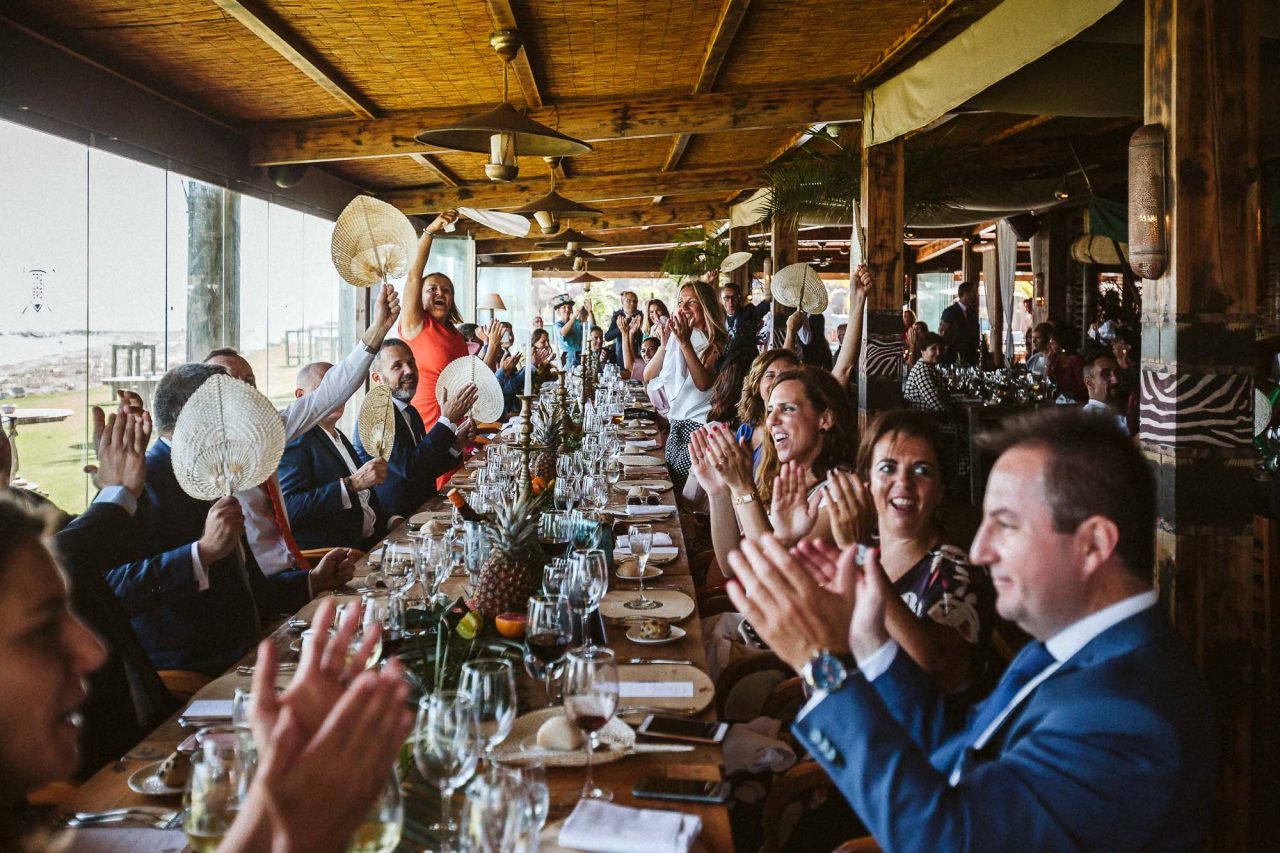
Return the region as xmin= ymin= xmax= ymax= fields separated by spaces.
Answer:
xmin=446 ymin=489 xmax=486 ymax=523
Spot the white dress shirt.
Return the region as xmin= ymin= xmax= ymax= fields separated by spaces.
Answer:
xmin=239 ymin=343 xmax=374 ymax=576
xmin=1082 ymin=398 xmax=1129 ymax=435
xmin=322 ymin=425 xmax=376 ymax=538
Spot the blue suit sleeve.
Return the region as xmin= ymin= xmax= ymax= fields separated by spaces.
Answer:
xmin=104 ymin=546 xmax=202 ymax=617
xmin=278 ymin=441 xmax=346 ymax=525
xmin=793 ymin=674 xmax=1184 ymax=853
xmin=262 ymin=569 xmax=312 ymax=616
xmin=413 ymin=422 xmax=459 ymax=481
xmin=603 ymin=310 xmax=623 ymax=344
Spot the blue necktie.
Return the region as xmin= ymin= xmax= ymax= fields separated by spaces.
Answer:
xmin=965 ymin=640 xmax=1055 ymax=747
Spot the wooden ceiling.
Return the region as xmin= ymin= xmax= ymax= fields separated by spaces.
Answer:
xmin=7 ymin=0 xmax=1146 ymax=269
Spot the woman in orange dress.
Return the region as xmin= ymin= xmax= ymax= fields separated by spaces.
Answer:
xmin=399 ymin=210 xmax=469 ymax=431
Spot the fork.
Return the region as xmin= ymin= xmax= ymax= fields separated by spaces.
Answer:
xmin=63 ymin=808 xmax=183 ymax=829
xmin=618 ymin=705 xmax=703 ymax=717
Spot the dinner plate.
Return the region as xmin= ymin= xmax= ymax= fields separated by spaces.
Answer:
xmin=614 ymin=562 xmax=663 ymax=581
xmin=605 ymin=505 xmax=676 ymax=521
xmin=619 ymin=453 xmax=664 ymax=467
xmin=407 ymin=510 xmax=452 ymax=529
xmin=600 ymin=589 xmax=694 ymax=622
xmin=625 ymin=624 xmax=687 ymax=645
xmin=491 ymin=707 xmax=635 ymax=768
xmin=613 ymin=479 xmax=673 ymax=492
xmin=614 ymin=547 xmax=678 ymax=566
xmin=619 ymin=427 xmax=658 ymax=438
xmin=128 ymin=761 xmax=184 ymax=796
xmin=617 ymin=662 xmax=714 ymax=716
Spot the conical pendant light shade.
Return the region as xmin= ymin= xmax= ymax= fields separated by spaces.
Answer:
xmin=415 ymin=102 xmax=592 ymax=158
xmin=509 ymin=190 xmax=602 ymax=220
xmin=569 ymin=271 xmax=604 ymax=284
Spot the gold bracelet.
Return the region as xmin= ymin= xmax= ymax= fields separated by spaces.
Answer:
xmin=731 ymin=491 xmax=757 ymax=506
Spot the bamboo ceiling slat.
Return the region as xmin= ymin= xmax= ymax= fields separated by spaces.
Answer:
xmin=681 ymin=127 xmax=798 ymax=168
xmin=10 ymin=0 xmax=343 ymax=121
xmin=568 ymin=137 xmax=672 ymax=176
xmin=508 ymin=0 xmax=723 ymax=100
xmin=323 ymin=156 xmax=454 ymax=191
xmin=261 ymin=0 xmax=508 ymax=111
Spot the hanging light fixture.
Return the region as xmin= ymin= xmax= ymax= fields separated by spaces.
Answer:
xmin=535 ymin=228 xmax=605 ymax=257
xmin=509 ymin=158 xmax=603 ymax=232
xmin=415 ymin=31 xmax=591 ymax=182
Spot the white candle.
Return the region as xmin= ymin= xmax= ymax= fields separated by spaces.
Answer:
xmin=524 ymin=328 xmax=534 ymax=395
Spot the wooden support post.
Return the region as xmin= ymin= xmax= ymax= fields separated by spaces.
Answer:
xmin=729 ymin=225 xmax=750 ymax=295
xmin=960 ymin=236 xmax=978 ymax=283
xmin=770 ymin=215 xmax=798 ymax=271
xmin=858 ymin=138 xmax=905 ymax=424
xmin=1141 ymin=0 xmax=1265 ymax=848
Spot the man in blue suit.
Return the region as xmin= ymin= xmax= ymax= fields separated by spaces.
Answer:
xmin=726 ymin=408 xmax=1218 ymax=852
xmin=279 ymin=361 xmax=396 ymax=550
xmin=105 ymin=364 xmax=356 ymax=676
xmin=354 ymin=339 xmax=477 ymax=517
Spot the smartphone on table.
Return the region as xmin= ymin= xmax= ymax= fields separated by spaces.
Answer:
xmin=632 ymin=776 xmax=731 ymax=804
xmin=637 ymin=714 xmax=729 ymax=744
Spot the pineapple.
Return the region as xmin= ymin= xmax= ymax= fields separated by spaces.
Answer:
xmin=531 ymin=402 xmax=563 ymax=484
xmin=475 ymin=490 xmax=547 ymax=619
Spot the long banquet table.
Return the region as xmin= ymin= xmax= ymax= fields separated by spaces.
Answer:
xmin=57 ymin=430 xmax=732 ymax=852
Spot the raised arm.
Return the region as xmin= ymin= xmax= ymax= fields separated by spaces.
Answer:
xmin=833 ymin=264 xmax=871 ymax=387
xmin=401 ymin=210 xmax=457 ymax=341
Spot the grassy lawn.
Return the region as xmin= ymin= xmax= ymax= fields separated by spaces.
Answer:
xmin=8 ymin=388 xmax=96 ymax=514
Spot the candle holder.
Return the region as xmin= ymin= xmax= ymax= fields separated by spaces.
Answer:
xmin=510 ymin=394 xmax=546 ymax=502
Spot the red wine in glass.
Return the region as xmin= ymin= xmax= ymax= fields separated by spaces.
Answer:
xmin=527 ymin=632 xmax=572 ymax=664
xmin=573 ymin=713 xmax=609 ymax=733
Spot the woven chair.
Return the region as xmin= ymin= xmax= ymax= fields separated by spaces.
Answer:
xmin=715 ymin=652 xmax=794 ymax=722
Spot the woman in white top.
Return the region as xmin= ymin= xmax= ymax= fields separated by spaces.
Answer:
xmin=644 ymin=280 xmax=726 ymax=489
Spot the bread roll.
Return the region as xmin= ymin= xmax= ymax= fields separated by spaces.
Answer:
xmin=157 ymin=751 xmax=190 ymax=788
xmin=536 ymin=714 xmax=584 ymax=751
xmin=636 ymin=618 xmax=671 ymax=640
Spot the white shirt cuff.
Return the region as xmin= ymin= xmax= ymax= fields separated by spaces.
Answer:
xmin=338 ymin=479 xmax=352 ymax=509
xmin=437 ymin=416 xmax=458 ymax=434
xmin=93 ymin=485 xmax=138 ymax=517
xmin=189 ymin=543 xmax=211 ymax=592
xmin=857 ymin=639 xmax=899 ymax=682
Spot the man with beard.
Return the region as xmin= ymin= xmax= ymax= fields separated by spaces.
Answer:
xmin=354 ymin=339 xmax=478 ymax=516
xmin=1081 ymin=348 xmax=1129 ymax=436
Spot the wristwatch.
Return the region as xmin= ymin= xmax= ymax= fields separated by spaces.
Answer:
xmin=801 ymin=648 xmax=855 ymax=692
xmin=731 ymin=491 xmax=757 ymax=506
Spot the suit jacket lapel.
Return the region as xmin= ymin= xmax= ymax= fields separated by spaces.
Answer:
xmin=310 ymin=426 xmax=349 ymax=473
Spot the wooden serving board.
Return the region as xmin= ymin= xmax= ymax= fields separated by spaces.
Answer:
xmin=617 ymin=663 xmax=714 ymax=715
xmin=599 ymin=589 xmax=694 ymax=622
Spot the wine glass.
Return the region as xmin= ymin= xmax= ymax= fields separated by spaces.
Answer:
xmin=348 ymin=769 xmax=403 ymax=853
xmin=413 ymin=691 xmax=481 ymax=849
xmin=524 ymin=593 xmax=573 ymax=706
xmin=542 ymin=557 xmax=569 ymax=597
xmin=562 ymin=646 xmax=620 ymax=802
xmin=565 ymin=549 xmax=608 ymax=649
xmin=603 ymin=457 xmax=623 ymax=490
xmin=623 ymin=523 xmax=659 ymax=611
xmin=459 ymin=658 xmax=518 ymax=763
xmin=554 ymin=477 xmax=578 ymax=513
xmin=184 ymin=728 xmax=243 ymax=851
xmin=379 ymin=542 xmax=415 ymax=591
xmin=461 ymin=764 xmax=540 ymax=852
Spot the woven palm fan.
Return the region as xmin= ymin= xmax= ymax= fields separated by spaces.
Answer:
xmin=1255 ymin=387 xmax=1273 ymax=437
xmin=330 ymin=196 xmax=418 ymax=288
xmin=772 ymin=262 xmax=829 ymax=314
xmin=720 ymin=251 xmax=752 ymax=273
xmin=436 ymin=355 xmax=505 ymax=423
xmin=358 ymin=385 xmax=397 ymax=461
xmin=171 ymin=374 xmax=286 ymax=500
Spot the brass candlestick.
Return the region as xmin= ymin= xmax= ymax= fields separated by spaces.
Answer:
xmin=511 ymin=394 xmax=545 ymax=502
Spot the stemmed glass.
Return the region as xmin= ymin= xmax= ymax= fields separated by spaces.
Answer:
xmin=554 ymin=478 xmax=578 ymax=513
xmin=183 ymin=728 xmax=243 ymax=851
xmin=603 ymin=457 xmax=623 ymax=491
xmin=414 ymin=691 xmax=481 ymax=850
xmin=623 ymin=523 xmax=659 ymax=610
xmin=565 ymin=549 xmax=608 ymax=649
xmin=459 ymin=658 xmax=518 ymax=766
xmin=349 ymin=770 xmax=404 ymax=853
xmin=523 ymin=593 xmax=574 ymax=706
xmin=562 ymin=647 xmax=620 ymax=802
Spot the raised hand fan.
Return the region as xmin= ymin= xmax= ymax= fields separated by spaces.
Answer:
xmin=436 ymin=355 xmax=505 ymax=423
xmin=772 ymin=262 xmax=828 ymax=314
xmin=358 ymin=385 xmax=397 ymax=460
xmin=330 ymin=196 xmax=418 ymax=287
xmin=171 ymin=373 xmax=286 ymax=500
xmin=720 ymin=251 xmax=752 ymax=273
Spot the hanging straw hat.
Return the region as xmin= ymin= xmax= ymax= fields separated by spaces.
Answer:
xmin=436 ymin=355 xmax=505 ymax=423
xmin=330 ymin=196 xmax=418 ymax=287
xmin=771 ymin=262 xmax=829 ymax=314
xmin=358 ymin=385 xmax=398 ymax=460
xmin=171 ymin=373 xmax=286 ymax=500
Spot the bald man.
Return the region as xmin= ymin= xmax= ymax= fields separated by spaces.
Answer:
xmin=277 ymin=362 xmax=399 ymax=550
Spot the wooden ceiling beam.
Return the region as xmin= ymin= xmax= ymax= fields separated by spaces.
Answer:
xmin=382 ymin=166 xmax=763 ymax=214
xmin=465 ymin=201 xmax=728 ymax=240
xmin=982 ymin=115 xmax=1056 ymax=145
xmin=478 ymin=223 xmax=703 ymax=256
xmin=210 ymin=0 xmax=378 ymax=120
xmin=914 ymin=238 xmax=963 ymax=263
xmin=407 ymin=153 xmax=465 ymax=188
xmin=852 ymin=0 xmax=964 ymax=86
xmin=250 ymin=84 xmax=863 ymax=165
xmin=484 ymin=0 xmax=543 ymax=108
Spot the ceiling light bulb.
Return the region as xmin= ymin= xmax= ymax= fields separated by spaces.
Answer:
xmin=565 ymin=241 xmax=579 ymax=256
xmin=485 ymin=132 xmax=518 ymax=182
xmin=534 ymin=210 xmax=558 ymax=233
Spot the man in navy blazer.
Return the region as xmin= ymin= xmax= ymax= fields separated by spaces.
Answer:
xmin=279 ymin=361 xmax=396 ymax=550
xmin=104 ymin=364 xmax=356 ymax=676
xmin=354 ymin=339 xmax=477 ymax=518
xmin=727 ymin=408 xmax=1218 ymax=852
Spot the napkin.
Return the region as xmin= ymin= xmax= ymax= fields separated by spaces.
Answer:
xmin=616 ymin=532 xmax=673 ymax=549
xmin=722 ymin=716 xmax=798 ymax=775
xmin=178 ymin=699 xmax=233 ymax=725
xmin=558 ymin=799 xmax=702 ymax=853
xmin=625 ymin=439 xmax=660 ymax=451
xmin=624 ymin=505 xmax=674 ymax=517
xmin=455 ymin=206 xmax=531 ymax=237
xmin=61 ymin=829 xmax=187 ymax=852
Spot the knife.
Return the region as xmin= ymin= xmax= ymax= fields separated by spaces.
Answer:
xmin=625 ymin=657 xmax=693 ymax=666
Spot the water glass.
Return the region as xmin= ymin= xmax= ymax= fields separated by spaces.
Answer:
xmin=414 ymin=691 xmax=481 ymax=848
xmin=460 ymin=764 xmax=540 ymax=852
xmin=563 ymin=647 xmax=620 ymax=802
xmin=462 ymin=521 xmax=489 ymax=585
xmin=459 ymin=658 xmax=518 ymax=761
xmin=542 ymin=557 xmax=570 ymax=597
xmin=347 ymin=769 xmax=403 ymax=853
xmin=566 ymin=549 xmax=608 ymax=648
xmin=184 ymin=728 xmax=245 ymax=852
xmin=623 ymin=524 xmax=659 ymax=611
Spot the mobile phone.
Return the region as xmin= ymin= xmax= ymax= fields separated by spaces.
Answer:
xmin=632 ymin=776 xmax=731 ymax=804
xmin=637 ymin=714 xmax=729 ymax=744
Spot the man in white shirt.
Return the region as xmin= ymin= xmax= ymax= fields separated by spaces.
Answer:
xmin=1080 ymin=348 xmax=1130 ymax=435
xmin=277 ymin=362 xmax=400 ymax=550
xmin=724 ymin=407 xmax=1217 ymax=852
xmin=203 ymin=284 xmax=401 ymax=574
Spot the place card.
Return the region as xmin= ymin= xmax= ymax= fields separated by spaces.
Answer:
xmin=619 ymin=681 xmax=695 ymax=699
xmin=178 ymin=699 xmax=233 ymax=725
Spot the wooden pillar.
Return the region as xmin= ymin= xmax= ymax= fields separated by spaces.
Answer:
xmin=185 ymin=182 xmax=239 ymax=361
xmin=858 ymin=138 xmax=905 ymax=424
xmin=960 ymin=235 xmax=979 ymax=283
xmin=728 ymin=225 xmax=750 ymax=295
xmin=770 ymin=215 xmax=798 ymax=272
xmin=1141 ymin=0 xmax=1264 ymax=847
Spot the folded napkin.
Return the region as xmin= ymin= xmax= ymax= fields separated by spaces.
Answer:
xmin=625 ymin=439 xmax=660 ymax=451
xmin=614 ymin=546 xmax=679 ymax=561
xmin=558 ymin=799 xmax=701 ymax=853
xmin=616 ymin=532 xmax=673 ymax=548
xmin=61 ymin=829 xmax=187 ymax=852
xmin=624 ymin=505 xmax=674 ymax=517
xmin=624 ymin=466 xmax=669 ymax=477
xmin=454 ymin=206 xmax=531 ymax=238
xmin=722 ymin=716 xmax=798 ymax=775
xmin=179 ymin=699 xmax=232 ymax=724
